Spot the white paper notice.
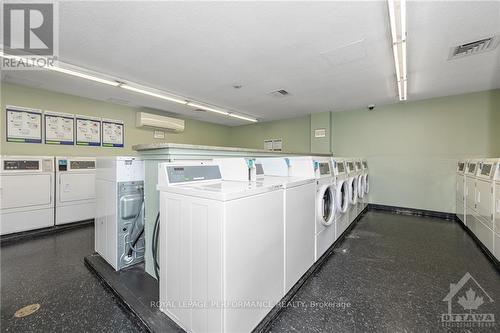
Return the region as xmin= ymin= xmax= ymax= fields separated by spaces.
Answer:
xmin=272 ymin=139 xmax=283 ymax=152
xmin=76 ymin=115 xmax=101 ymax=146
xmin=264 ymin=140 xmax=273 ymax=151
xmin=6 ymin=105 xmax=42 ymax=143
xmin=102 ymin=118 xmax=124 ymax=147
xmin=44 ymin=111 xmax=75 ymax=145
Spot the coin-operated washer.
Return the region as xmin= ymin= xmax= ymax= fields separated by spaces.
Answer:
xmin=455 ymin=160 xmax=468 ymax=225
xmin=157 ymin=162 xmax=285 ymax=333
xmin=345 ymin=159 xmax=358 ymax=225
xmin=331 ymin=157 xmax=350 ymax=238
xmin=0 ymin=156 xmax=54 ymax=235
xmin=95 ymin=156 xmax=145 ymax=271
xmin=55 ymin=156 xmax=96 ymax=225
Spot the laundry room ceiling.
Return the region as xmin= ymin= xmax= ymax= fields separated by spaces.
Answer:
xmin=2 ymin=1 xmax=499 ymax=125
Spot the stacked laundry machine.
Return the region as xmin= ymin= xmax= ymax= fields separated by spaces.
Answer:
xmin=459 ymin=158 xmax=500 ymax=262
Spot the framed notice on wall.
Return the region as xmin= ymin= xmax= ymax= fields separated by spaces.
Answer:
xmin=76 ymin=115 xmax=101 ymax=146
xmin=6 ymin=105 xmax=43 ymax=143
xmin=44 ymin=111 xmax=75 ymax=145
xmin=102 ymin=118 xmax=124 ymax=147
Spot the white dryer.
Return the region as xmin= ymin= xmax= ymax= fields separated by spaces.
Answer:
xmin=157 ymin=162 xmax=284 ymax=333
xmin=256 ymin=157 xmax=316 ymax=293
xmin=331 ymin=158 xmax=350 ymax=238
xmin=287 ymin=156 xmax=335 ymax=261
xmin=474 ymin=159 xmax=499 ymax=253
xmin=0 ymin=156 xmax=54 ymax=235
xmin=345 ymin=159 xmax=358 ymax=225
xmin=456 ymin=160 xmax=468 ymax=224
xmin=55 ymin=157 xmax=96 ymax=225
xmin=465 ymin=159 xmax=481 ymax=235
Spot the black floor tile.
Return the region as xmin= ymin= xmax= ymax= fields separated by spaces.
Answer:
xmin=0 ymin=225 xmax=143 ymax=332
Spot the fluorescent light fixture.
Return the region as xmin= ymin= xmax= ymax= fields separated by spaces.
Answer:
xmin=121 ymin=84 xmax=187 ymax=105
xmin=48 ymin=66 xmax=120 ymax=86
xmin=228 ymin=113 xmax=258 ymax=123
xmin=186 ymin=102 xmax=229 ymax=115
xmin=0 ymin=51 xmax=257 ymax=122
xmin=387 ymin=0 xmax=407 ymax=101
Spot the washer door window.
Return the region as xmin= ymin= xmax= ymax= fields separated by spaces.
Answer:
xmin=364 ymin=174 xmax=370 ymax=194
xmin=357 ymin=175 xmax=365 ymax=199
xmin=317 ymin=185 xmax=335 ymax=226
xmin=348 ymin=177 xmax=358 ymax=204
xmin=336 ymin=179 xmax=349 ymax=213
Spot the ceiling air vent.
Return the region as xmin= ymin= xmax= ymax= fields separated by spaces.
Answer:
xmin=269 ymin=89 xmax=290 ymax=97
xmin=449 ymin=36 xmax=500 ymax=60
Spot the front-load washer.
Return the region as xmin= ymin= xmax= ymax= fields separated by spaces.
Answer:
xmin=494 ymin=163 xmax=500 ymax=261
xmin=287 ymin=156 xmax=336 ymax=261
xmin=345 ymin=159 xmax=358 ymax=225
xmin=95 ymin=156 xmax=145 ymax=271
xmin=331 ymin=157 xmax=350 ymax=238
xmin=465 ymin=159 xmax=481 ymax=235
xmin=360 ymin=159 xmax=369 ymax=210
xmin=456 ymin=160 xmax=468 ymax=225
xmin=157 ymin=162 xmax=284 ymax=333
xmin=1 ymin=155 xmax=54 ymax=235
xmin=55 ymin=156 xmax=96 ymax=225
xmin=355 ymin=159 xmax=365 ymax=216
xmin=474 ymin=158 xmax=499 ymax=253
xmin=255 ymin=157 xmax=316 ymax=293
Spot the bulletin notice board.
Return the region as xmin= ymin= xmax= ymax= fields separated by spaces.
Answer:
xmin=6 ymin=105 xmax=43 ymax=143
xmin=76 ymin=115 xmax=101 ymax=146
xmin=44 ymin=111 xmax=75 ymax=145
xmin=102 ymin=118 xmax=124 ymax=148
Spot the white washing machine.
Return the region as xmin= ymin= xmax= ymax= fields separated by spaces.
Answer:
xmin=456 ymin=159 xmax=468 ymax=225
xmin=255 ymin=157 xmax=316 ymax=293
xmin=361 ymin=159 xmax=370 ymax=209
xmin=474 ymin=159 xmax=499 ymax=253
xmin=1 ymin=156 xmax=55 ymax=235
xmin=55 ymin=156 xmax=96 ymax=225
xmin=157 ymin=162 xmax=284 ymax=333
xmin=331 ymin=158 xmax=350 ymax=238
xmin=95 ymin=157 xmax=145 ymax=271
xmin=345 ymin=159 xmax=358 ymax=225
xmin=494 ymin=164 xmax=500 ymax=261
xmin=465 ymin=159 xmax=481 ymax=235
xmin=287 ymin=156 xmax=335 ymax=261
xmin=355 ymin=159 xmax=365 ymax=215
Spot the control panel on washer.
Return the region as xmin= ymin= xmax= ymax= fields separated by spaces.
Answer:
xmin=164 ymin=165 xmax=222 ymax=184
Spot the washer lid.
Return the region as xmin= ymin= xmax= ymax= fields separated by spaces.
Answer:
xmin=158 ymin=180 xmax=283 ymax=201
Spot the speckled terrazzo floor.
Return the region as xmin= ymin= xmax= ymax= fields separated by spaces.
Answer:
xmin=266 ymin=211 xmax=500 ymax=333
xmin=1 ymin=212 xmax=499 ymax=332
xmin=0 ymin=225 xmax=144 ymax=332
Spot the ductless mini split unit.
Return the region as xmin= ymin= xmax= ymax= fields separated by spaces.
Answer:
xmin=136 ymin=112 xmax=185 ymax=133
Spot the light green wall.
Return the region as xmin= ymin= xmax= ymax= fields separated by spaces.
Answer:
xmin=0 ymin=83 xmax=231 ymax=156
xmin=228 ymin=115 xmax=311 ymax=153
xmin=331 ymin=90 xmax=500 ymax=213
xmin=310 ymin=112 xmax=331 ymax=154
xmin=492 ymin=89 xmax=500 ymax=156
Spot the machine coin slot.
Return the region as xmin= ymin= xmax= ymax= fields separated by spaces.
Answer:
xmin=58 ymin=160 xmax=68 ymax=171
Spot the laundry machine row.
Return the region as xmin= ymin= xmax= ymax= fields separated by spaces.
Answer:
xmin=1 ymin=155 xmax=98 ymax=235
xmin=460 ymin=158 xmax=500 ymax=262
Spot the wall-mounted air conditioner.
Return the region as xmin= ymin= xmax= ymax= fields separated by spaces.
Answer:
xmin=136 ymin=112 xmax=185 ymax=133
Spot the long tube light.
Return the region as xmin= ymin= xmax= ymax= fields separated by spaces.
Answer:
xmin=186 ymin=102 xmax=229 ymax=115
xmin=387 ymin=0 xmax=407 ymax=101
xmin=228 ymin=113 xmax=258 ymax=123
xmin=0 ymin=51 xmax=258 ymax=122
xmin=121 ymin=84 xmax=187 ymax=105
